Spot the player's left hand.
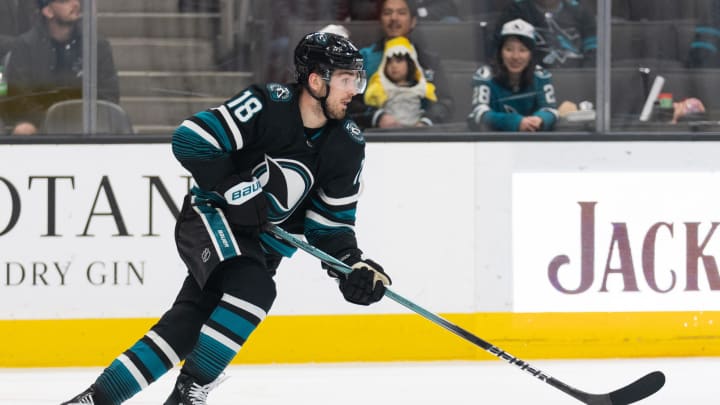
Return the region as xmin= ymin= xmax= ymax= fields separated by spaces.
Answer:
xmin=337 ymin=258 xmax=391 ymax=306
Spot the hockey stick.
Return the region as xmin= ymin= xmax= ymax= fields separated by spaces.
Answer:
xmin=266 ymin=225 xmax=665 ymax=405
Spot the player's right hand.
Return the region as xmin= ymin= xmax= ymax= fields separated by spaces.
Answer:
xmin=336 ymin=258 xmax=391 ymax=306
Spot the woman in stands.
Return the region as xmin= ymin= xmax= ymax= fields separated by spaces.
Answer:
xmin=467 ymin=18 xmax=558 ymax=132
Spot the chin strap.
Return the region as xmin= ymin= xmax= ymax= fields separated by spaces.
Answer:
xmin=303 ymin=80 xmax=332 ymax=120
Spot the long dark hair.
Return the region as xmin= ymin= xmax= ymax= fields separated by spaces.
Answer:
xmin=492 ymin=35 xmax=535 ymax=91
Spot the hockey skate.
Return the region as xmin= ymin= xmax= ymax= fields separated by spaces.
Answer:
xmin=61 ymin=384 xmax=98 ymax=404
xmin=164 ymin=372 xmax=228 ymax=405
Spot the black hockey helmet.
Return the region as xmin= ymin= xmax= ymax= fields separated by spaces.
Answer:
xmin=294 ymin=32 xmax=366 ymax=91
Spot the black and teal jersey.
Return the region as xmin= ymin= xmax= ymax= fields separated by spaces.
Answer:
xmin=467 ymin=66 xmax=559 ymax=132
xmin=171 ymin=82 xmax=366 ymax=259
xmin=493 ymin=0 xmax=597 ymax=68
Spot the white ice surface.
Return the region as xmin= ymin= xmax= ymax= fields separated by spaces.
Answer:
xmin=0 ymin=357 xmax=717 ymax=404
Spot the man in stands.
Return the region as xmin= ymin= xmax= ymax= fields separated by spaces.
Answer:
xmin=348 ymin=0 xmax=453 ymax=128
xmin=2 ymin=0 xmax=119 ymax=135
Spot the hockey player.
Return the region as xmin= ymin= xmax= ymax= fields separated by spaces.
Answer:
xmin=61 ymin=31 xmax=391 ymax=405
xmin=467 ymin=18 xmax=558 ymax=132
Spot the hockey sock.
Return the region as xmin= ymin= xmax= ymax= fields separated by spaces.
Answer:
xmin=182 ymin=293 xmax=268 ymax=383
xmin=93 ymin=330 xmax=181 ymax=403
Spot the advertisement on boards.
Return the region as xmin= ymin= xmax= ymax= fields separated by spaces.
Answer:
xmin=0 ymin=144 xmax=190 ymax=319
xmin=0 ymin=143 xmax=477 ymax=320
xmin=513 ymin=172 xmax=720 ymax=312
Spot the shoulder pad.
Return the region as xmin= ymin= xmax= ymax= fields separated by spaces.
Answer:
xmin=265 ymin=83 xmax=294 ymax=102
xmin=472 ymin=65 xmax=493 ymax=81
xmin=534 ymin=65 xmax=553 ymax=79
xmin=342 ymin=120 xmax=364 ymax=144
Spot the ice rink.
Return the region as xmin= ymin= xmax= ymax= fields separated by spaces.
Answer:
xmin=2 ymin=357 xmax=717 ymax=404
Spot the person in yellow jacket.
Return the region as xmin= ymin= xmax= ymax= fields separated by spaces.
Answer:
xmin=363 ymin=36 xmax=438 ymax=127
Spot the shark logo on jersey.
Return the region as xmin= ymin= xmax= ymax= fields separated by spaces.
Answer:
xmin=344 ymin=121 xmax=364 ymax=143
xmin=473 ymin=65 xmax=492 ymax=81
xmin=266 ymin=83 xmax=292 ymax=102
xmin=253 ymin=155 xmax=314 ymax=222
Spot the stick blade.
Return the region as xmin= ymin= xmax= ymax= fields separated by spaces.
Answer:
xmin=606 ymin=371 xmax=665 ymax=404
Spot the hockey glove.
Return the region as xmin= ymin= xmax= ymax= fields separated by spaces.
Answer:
xmin=331 ymin=258 xmax=391 ymax=306
xmin=214 ymin=173 xmax=268 ymax=228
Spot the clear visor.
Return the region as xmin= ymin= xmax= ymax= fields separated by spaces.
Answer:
xmin=328 ymin=70 xmax=367 ymax=94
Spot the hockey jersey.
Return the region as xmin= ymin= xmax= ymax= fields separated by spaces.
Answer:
xmin=493 ymin=0 xmax=597 ymax=68
xmin=172 ymin=82 xmax=365 ymax=259
xmin=467 ymin=65 xmax=558 ymax=132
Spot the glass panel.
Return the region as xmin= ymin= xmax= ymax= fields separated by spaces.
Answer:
xmin=0 ymin=0 xmax=37 ymax=136
xmin=96 ymin=0 xmax=253 ymax=136
xmin=16 ymin=0 xmax=720 ymax=137
xmin=0 ymin=0 xmax=96 ymax=136
xmin=327 ymin=0 xmax=598 ymax=134
xmin=239 ymin=0 xmax=598 ymax=134
xmin=610 ymin=0 xmax=718 ymax=133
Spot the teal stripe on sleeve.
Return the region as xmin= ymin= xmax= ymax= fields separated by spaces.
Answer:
xmin=310 ymin=197 xmax=356 ymax=222
xmin=196 ymin=111 xmax=232 ymax=151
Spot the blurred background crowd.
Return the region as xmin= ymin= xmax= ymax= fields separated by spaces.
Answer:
xmin=1 ymin=0 xmax=719 ymax=136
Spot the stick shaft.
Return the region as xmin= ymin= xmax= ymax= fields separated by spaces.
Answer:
xmin=266 ymin=226 xmax=555 ymax=382
xmin=265 ymin=225 xmax=664 ymax=404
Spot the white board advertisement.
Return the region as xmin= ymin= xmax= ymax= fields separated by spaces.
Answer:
xmin=0 ymin=143 xmax=476 ymax=320
xmin=513 ymin=172 xmax=720 ymax=312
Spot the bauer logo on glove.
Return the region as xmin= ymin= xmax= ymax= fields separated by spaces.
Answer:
xmin=224 ymin=178 xmax=262 ymax=205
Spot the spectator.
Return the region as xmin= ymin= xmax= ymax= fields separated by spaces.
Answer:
xmin=364 ymin=36 xmax=438 ymax=126
xmin=2 ymin=0 xmax=119 ymax=135
xmin=493 ymin=0 xmax=597 ymax=69
xmin=349 ymin=0 xmax=453 ymax=129
xmin=467 ymin=18 xmax=558 ymax=132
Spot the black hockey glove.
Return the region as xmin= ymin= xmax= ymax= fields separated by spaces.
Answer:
xmin=329 ymin=257 xmax=392 ymax=306
xmin=214 ymin=173 xmax=268 ymax=228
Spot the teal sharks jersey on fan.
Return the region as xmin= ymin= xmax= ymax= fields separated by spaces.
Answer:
xmin=172 ymin=82 xmax=366 ymax=258
xmin=467 ymin=65 xmax=558 ymax=132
